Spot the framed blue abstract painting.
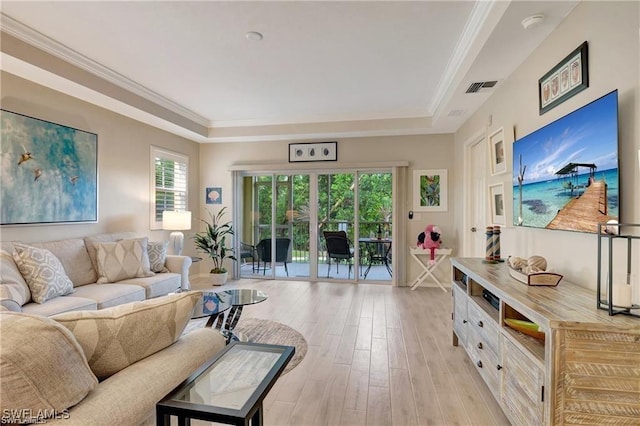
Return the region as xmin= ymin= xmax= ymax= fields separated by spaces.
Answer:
xmin=1 ymin=110 xmax=98 ymax=225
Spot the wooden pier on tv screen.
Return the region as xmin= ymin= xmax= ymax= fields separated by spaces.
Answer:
xmin=546 ymin=180 xmax=611 ymax=232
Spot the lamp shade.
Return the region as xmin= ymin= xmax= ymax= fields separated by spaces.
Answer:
xmin=162 ymin=211 xmax=191 ymax=230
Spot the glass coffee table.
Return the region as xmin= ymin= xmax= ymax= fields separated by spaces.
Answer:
xmin=193 ymin=289 xmax=268 ymax=343
xmin=192 ymin=291 xmax=233 ymax=328
xmin=156 ymin=341 xmax=294 ymax=426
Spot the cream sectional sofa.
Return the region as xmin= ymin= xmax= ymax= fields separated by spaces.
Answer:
xmin=0 ymin=292 xmax=227 ymax=425
xmin=0 ymin=232 xmax=192 ymax=316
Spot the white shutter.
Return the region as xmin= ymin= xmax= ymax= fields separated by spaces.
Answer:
xmin=150 ymin=147 xmax=188 ymax=229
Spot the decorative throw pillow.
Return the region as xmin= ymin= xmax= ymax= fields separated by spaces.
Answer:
xmin=52 ymin=291 xmax=200 ymax=379
xmin=147 ymin=241 xmax=169 ymax=273
xmin=0 ymin=312 xmax=98 ymax=419
xmin=95 ymin=237 xmax=154 ymax=283
xmin=12 ymin=243 xmax=74 ymax=304
xmin=0 ymin=299 xmax=22 ymax=312
xmin=0 ymin=249 xmax=31 ymax=305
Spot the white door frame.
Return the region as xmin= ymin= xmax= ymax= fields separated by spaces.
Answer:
xmin=233 ymin=166 xmax=402 ymax=285
xmin=463 ymin=128 xmax=488 ymax=257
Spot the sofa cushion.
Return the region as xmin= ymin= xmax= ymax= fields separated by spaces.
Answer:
xmin=148 ymin=241 xmax=169 ymax=273
xmin=0 ymin=249 xmax=31 ymax=305
xmin=0 ymin=312 xmax=98 ymax=420
xmin=95 ymin=237 xmax=154 ymax=284
xmin=12 ymin=243 xmax=74 ymax=304
xmin=119 ymin=273 xmax=180 ymax=298
xmin=72 ymin=283 xmax=145 ymax=309
xmin=52 ymin=292 xmax=200 ymax=380
xmin=46 ymin=328 xmax=227 ymax=426
xmin=22 ymin=296 xmax=98 ymax=317
xmin=30 ymin=238 xmax=97 ymax=287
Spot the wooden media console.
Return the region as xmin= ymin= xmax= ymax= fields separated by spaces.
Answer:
xmin=451 ymin=257 xmax=639 ymax=425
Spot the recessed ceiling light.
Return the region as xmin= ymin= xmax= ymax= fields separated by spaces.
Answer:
xmin=521 ymin=14 xmax=545 ymax=30
xmin=246 ymin=31 xmax=263 ymax=41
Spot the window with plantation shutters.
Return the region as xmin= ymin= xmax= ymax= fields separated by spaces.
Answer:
xmin=150 ymin=146 xmax=188 ymax=229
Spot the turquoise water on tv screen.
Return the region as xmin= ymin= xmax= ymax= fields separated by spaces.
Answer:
xmin=513 ymin=168 xmax=619 ymax=228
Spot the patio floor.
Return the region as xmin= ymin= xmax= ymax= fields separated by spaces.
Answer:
xmin=240 ymin=260 xmax=392 ymax=282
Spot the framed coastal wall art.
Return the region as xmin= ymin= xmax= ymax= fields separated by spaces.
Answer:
xmin=289 ymin=141 xmax=337 ymax=162
xmin=1 ymin=110 xmax=98 ymax=225
xmin=489 ymin=183 xmax=506 ymax=225
xmin=413 ymin=169 xmax=447 ymax=212
xmin=489 ymin=127 xmax=506 ymax=176
xmin=206 ymin=187 xmax=222 ymax=204
xmin=538 ymin=41 xmax=588 ymax=115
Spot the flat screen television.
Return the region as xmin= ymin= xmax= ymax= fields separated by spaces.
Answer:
xmin=513 ymin=90 xmax=619 ymax=233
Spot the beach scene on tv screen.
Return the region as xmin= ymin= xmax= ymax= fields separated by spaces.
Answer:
xmin=513 ymin=91 xmax=619 ymax=233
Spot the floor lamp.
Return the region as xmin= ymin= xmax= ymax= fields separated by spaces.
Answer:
xmin=162 ymin=210 xmax=191 ymax=255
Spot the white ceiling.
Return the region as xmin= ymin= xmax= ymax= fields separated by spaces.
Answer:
xmin=0 ymin=1 xmax=578 ymax=143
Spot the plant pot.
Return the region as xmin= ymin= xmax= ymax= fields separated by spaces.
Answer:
xmin=210 ymin=271 xmax=228 ymax=286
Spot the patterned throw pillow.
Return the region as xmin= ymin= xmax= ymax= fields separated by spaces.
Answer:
xmin=95 ymin=237 xmax=154 ymax=283
xmin=12 ymin=243 xmax=74 ymax=304
xmin=0 ymin=312 xmax=98 ymax=417
xmin=52 ymin=291 xmax=200 ymax=379
xmin=147 ymin=241 xmax=169 ymax=273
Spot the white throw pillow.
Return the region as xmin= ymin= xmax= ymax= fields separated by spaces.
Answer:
xmin=96 ymin=237 xmax=154 ymax=283
xmin=12 ymin=243 xmax=74 ymax=304
xmin=147 ymin=241 xmax=169 ymax=273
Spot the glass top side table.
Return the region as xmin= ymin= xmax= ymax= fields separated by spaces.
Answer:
xmin=156 ymin=342 xmax=294 ymax=426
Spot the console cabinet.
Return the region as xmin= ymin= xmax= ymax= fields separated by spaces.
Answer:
xmin=451 ymin=257 xmax=640 ymax=426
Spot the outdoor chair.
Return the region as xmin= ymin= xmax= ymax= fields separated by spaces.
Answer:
xmin=240 ymin=242 xmax=256 ymax=272
xmin=323 ymin=230 xmax=355 ymax=278
xmin=255 ymin=238 xmax=291 ymax=276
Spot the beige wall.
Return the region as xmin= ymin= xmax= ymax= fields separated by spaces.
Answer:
xmin=198 ymin=134 xmax=455 ymax=283
xmin=0 ymin=72 xmax=201 ymax=250
xmin=2 ymin=1 xmax=637 ymax=294
xmin=454 ymin=2 xmax=640 ymax=299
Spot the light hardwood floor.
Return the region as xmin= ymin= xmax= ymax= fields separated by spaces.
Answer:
xmin=190 ymin=277 xmax=510 ymax=426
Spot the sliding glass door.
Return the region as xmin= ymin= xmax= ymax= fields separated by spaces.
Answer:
xmin=317 ymin=173 xmax=356 ymax=280
xmin=237 ymin=169 xmax=392 ymax=283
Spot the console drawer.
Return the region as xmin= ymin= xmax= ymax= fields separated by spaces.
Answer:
xmin=467 ymin=300 xmax=500 ymax=354
xmin=467 ymin=337 xmax=500 ymax=399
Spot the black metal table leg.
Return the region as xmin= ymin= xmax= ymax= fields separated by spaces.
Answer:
xmin=251 ymin=405 xmax=263 ymax=426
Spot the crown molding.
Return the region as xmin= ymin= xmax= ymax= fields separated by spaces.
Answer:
xmin=205 ymin=127 xmax=439 ymax=144
xmin=210 ymin=110 xmax=431 ymax=128
xmin=0 ymin=13 xmax=209 ymax=128
xmin=428 ymin=0 xmax=496 ymax=114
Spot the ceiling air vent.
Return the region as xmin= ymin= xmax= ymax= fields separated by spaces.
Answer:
xmin=447 ymin=109 xmax=465 ymax=117
xmin=465 ymin=81 xmax=498 ymax=93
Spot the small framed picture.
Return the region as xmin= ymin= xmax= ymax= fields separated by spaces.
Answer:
xmin=489 ymin=183 xmax=505 ymax=225
xmin=206 ymin=187 xmax=222 ymax=204
xmin=289 ymin=142 xmax=337 ymax=162
xmin=539 ymin=41 xmax=588 ymax=115
xmin=413 ymin=169 xmax=448 ymax=212
xmin=489 ymin=127 xmax=506 ymax=176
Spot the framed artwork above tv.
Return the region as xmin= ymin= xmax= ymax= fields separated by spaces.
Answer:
xmin=513 ymin=90 xmax=619 ymax=234
xmin=539 ymin=41 xmax=589 ymax=115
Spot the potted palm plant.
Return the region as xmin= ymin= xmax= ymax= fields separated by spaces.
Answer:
xmin=192 ymin=207 xmax=236 ymax=285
